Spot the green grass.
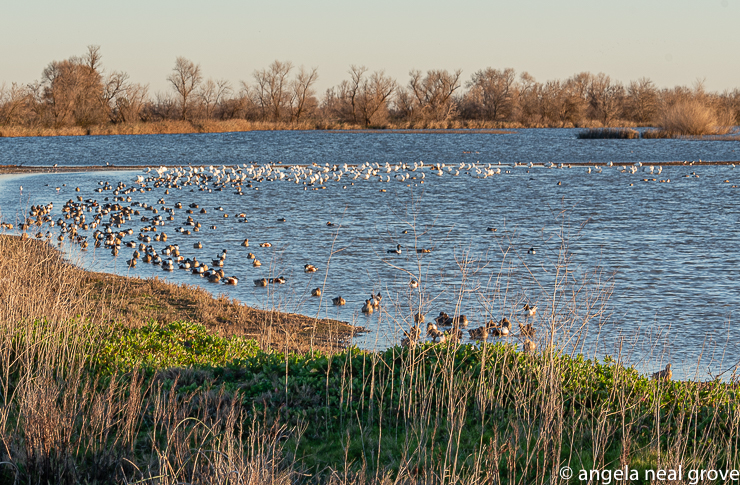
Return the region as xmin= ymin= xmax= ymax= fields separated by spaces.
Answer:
xmin=84 ymin=321 xmax=740 ymax=482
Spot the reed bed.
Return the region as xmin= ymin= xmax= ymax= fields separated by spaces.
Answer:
xmin=1 ymin=223 xmax=739 ymax=484
xmin=0 ymin=120 xmax=526 ymax=138
xmin=576 ymin=128 xmax=640 ymax=139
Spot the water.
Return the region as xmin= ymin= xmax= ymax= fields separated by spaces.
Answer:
xmin=1 ymin=128 xmax=739 ymax=380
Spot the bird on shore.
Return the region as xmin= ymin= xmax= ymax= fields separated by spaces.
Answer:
xmin=522 ymin=339 xmax=537 ymax=353
xmin=652 ymin=363 xmax=672 ymax=380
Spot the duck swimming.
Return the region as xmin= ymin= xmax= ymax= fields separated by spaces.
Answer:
xmin=254 ymin=278 xmax=268 ymax=287
xmin=311 ymin=287 xmax=322 ymax=297
xmin=332 ymin=296 xmax=346 ymax=306
xmin=523 ymin=304 xmax=537 ymax=317
xmin=387 ymin=244 xmax=402 ymax=254
xmin=468 ymin=326 xmax=488 ymax=341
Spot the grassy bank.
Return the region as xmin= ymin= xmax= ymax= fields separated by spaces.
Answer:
xmin=1 ymin=235 xmax=739 ymax=484
xmin=0 ymin=120 xmax=520 ymax=138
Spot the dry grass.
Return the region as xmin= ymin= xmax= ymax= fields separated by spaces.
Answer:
xmin=0 ymin=119 xmax=526 ymax=138
xmin=648 ymin=99 xmax=738 ymax=138
xmin=0 ymin=234 xmax=356 ymax=353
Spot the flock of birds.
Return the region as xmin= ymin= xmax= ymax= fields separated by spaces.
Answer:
xmin=399 ymin=303 xmax=538 ymax=352
xmin=5 ymin=158 xmax=731 ymax=374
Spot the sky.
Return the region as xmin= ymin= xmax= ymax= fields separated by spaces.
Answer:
xmin=2 ymin=0 xmax=739 ymax=97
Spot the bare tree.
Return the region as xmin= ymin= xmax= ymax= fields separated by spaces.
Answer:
xmin=406 ymin=69 xmax=463 ymax=121
xmin=289 ymin=66 xmax=319 ymax=122
xmin=114 ymin=83 xmax=149 ymax=123
xmin=198 ymin=79 xmax=232 ymax=119
xmin=588 ymin=73 xmax=624 ymax=125
xmin=625 ymin=77 xmax=658 ymax=124
xmin=326 ymin=66 xmax=396 ymax=126
xmin=167 ymin=57 xmax=202 ymax=120
xmin=253 ymin=60 xmax=293 ymax=121
xmin=0 ymin=83 xmax=34 ymax=125
xmin=467 ymin=67 xmax=516 ymax=121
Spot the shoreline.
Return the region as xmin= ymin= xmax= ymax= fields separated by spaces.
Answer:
xmin=0 ymin=234 xmax=365 ymax=352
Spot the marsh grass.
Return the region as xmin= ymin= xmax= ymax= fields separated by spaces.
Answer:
xmin=576 ymin=128 xmax=640 ymax=139
xmin=0 ymin=120 xmax=523 ymax=138
xmin=1 ymin=210 xmax=740 ymax=483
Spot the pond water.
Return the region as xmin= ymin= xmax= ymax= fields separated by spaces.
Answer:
xmin=1 ymin=128 xmax=739 ymax=380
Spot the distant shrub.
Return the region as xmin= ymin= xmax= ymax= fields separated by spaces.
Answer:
xmin=577 ymin=128 xmax=640 ymax=139
xmin=653 ymin=100 xmax=737 ymax=137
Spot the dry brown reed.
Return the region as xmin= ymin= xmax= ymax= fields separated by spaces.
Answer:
xmin=651 ymin=99 xmax=738 ymax=137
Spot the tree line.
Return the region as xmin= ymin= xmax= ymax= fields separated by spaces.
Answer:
xmin=1 ymin=45 xmax=738 ymax=130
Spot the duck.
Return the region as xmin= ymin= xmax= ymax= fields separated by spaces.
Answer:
xmin=435 ymin=312 xmax=452 ymax=326
xmin=277 ymin=217 xmax=286 ymax=222
xmin=269 ymin=276 xmax=286 ymax=284
xmin=450 ymin=315 xmax=468 ymax=327
xmin=247 ymin=252 xmax=255 ymax=259
xmin=311 ymin=287 xmax=322 ymax=297
xmin=224 ymin=276 xmax=239 ymax=285
xmin=404 ymin=325 xmax=422 ymax=342
xmin=523 ymin=304 xmax=537 ymax=318
xmin=409 ymin=280 xmax=419 ymax=288
xmin=252 ymin=259 xmax=261 ymax=267
xmin=208 ymin=273 xmax=222 ymax=283
xmin=259 ymin=242 xmax=272 ymax=248
xmin=241 ymin=239 xmax=249 ymax=247
xmin=426 ymin=323 xmax=445 ymax=342
xmin=370 ymin=292 xmax=382 ymax=308
xmin=527 ymin=247 xmax=536 ymax=254
xmin=416 ymin=248 xmax=431 ymax=253
xmin=361 ymin=300 xmax=374 ymax=314
xmin=254 ymin=278 xmax=268 ymax=287
xmin=193 ymin=241 xmax=202 ymax=249
xmin=414 ymin=313 xmax=425 ymax=323
xmin=387 ymin=244 xmax=402 ymax=254
xmin=468 ymin=326 xmax=488 ymax=341
xmin=651 ymin=363 xmax=672 ymax=380
xmin=487 ymin=317 xmax=511 ymax=337
xmin=520 ymin=323 xmax=536 ymax=339
xmin=127 ymin=259 xmax=137 ymax=268
xmin=304 ymin=264 xmax=317 ymax=273
xmin=522 ymin=339 xmax=537 ymax=353
xmin=332 ymin=296 xmax=346 ymax=306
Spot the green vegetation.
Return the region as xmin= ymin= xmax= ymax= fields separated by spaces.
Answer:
xmin=10 ymin=319 xmax=734 ymax=484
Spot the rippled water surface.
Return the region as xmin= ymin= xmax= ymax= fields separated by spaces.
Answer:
xmin=1 ymin=129 xmax=739 ymax=379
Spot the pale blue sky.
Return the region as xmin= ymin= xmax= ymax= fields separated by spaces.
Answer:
xmin=2 ymin=0 xmax=738 ymax=96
